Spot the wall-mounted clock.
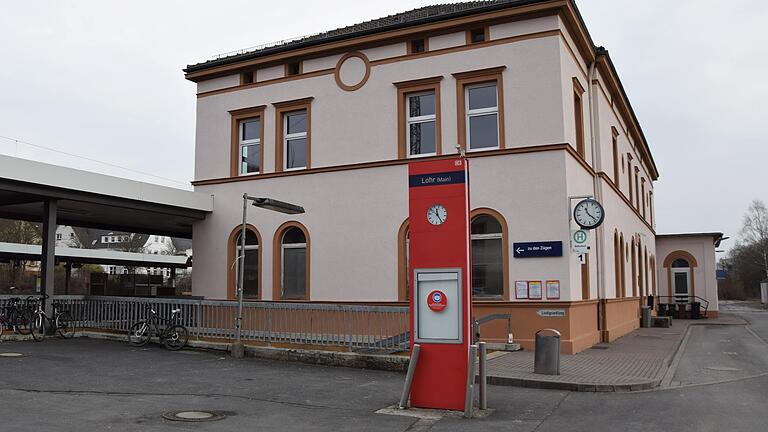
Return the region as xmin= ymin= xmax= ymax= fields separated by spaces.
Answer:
xmin=573 ymin=198 xmax=605 ymax=229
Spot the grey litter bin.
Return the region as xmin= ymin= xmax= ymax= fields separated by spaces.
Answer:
xmin=534 ymin=329 xmax=561 ymax=375
xmin=641 ymin=306 xmax=652 ymax=328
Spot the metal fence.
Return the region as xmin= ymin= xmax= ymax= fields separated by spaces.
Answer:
xmin=1 ymin=295 xmax=409 ymax=352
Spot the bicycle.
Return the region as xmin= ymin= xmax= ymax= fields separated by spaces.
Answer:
xmin=0 ymin=288 xmax=29 ymax=337
xmin=128 ymin=306 xmax=188 ymax=350
xmin=27 ymin=294 xmax=79 ymax=341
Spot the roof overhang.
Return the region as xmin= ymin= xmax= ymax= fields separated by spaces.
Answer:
xmin=657 ymin=232 xmax=726 ymax=248
xmin=0 ymin=154 xmax=213 ymax=238
xmin=183 ymin=0 xmax=571 ymax=81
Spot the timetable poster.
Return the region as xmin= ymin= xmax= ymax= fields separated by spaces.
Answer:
xmin=546 ymin=280 xmax=560 ymax=299
xmin=515 ymin=281 xmax=528 ymax=299
xmin=528 ymin=281 xmax=542 ymax=299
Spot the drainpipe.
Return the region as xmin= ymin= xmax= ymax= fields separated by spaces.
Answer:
xmin=586 ymin=58 xmax=606 ymax=336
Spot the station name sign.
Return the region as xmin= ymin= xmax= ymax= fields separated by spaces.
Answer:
xmin=408 ymin=170 xmax=466 ymax=188
xmin=513 ymin=241 xmax=563 ymax=258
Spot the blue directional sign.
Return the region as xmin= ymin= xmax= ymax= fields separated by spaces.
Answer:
xmin=513 ymin=241 xmax=563 ymax=258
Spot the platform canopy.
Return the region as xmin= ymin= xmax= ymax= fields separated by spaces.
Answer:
xmin=0 ymin=154 xmax=212 ymax=304
xmin=0 ymin=154 xmax=212 ymax=238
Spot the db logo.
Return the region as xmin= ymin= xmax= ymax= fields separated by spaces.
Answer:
xmin=427 ymin=290 xmax=447 ymax=312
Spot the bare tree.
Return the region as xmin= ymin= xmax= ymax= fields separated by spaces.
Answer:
xmin=739 ymin=199 xmax=768 ymax=280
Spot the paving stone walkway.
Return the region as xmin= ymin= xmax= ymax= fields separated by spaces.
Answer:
xmin=484 ymin=315 xmax=747 ymax=391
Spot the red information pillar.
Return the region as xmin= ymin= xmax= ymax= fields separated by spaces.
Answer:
xmin=408 ymin=157 xmax=472 ymax=411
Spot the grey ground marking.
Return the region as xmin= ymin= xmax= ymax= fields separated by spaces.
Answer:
xmin=659 ymin=325 xmax=693 ymax=388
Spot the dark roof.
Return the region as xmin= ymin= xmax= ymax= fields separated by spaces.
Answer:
xmin=185 ymin=0 xmax=550 ymax=73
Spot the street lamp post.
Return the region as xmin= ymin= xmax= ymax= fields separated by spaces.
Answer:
xmin=231 ymin=194 xmax=305 ymax=358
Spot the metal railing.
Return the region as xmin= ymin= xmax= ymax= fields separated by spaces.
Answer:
xmin=1 ymin=295 xmax=410 ymax=352
xmin=657 ymin=295 xmax=710 ymax=317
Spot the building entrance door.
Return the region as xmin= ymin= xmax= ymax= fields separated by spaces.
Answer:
xmin=672 ymin=268 xmax=690 ymax=301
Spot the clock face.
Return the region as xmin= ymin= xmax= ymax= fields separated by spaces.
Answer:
xmin=573 ymin=199 xmax=605 ymax=229
xmin=427 ymin=204 xmax=448 ymax=226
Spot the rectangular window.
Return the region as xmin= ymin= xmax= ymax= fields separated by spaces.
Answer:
xmin=612 ymin=128 xmax=620 ymax=185
xmin=239 ymin=118 xmax=261 ymax=174
xmin=468 ymin=27 xmax=486 ymax=43
xmin=286 ymin=61 xmax=301 ymax=76
xmin=274 ymin=98 xmax=312 ymax=172
xmin=641 ymin=179 xmax=646 ymax=219
xmin=466 ymin=83 xmax=499 ymax=150
xmin=395 ymin=77 xmax=442 ymax=159
xmin=409 ymin=38 xmax=426 ymax=54
xmin=454 ymin=67 xmax=505 ymax=152
xmin=241 ymin=71 xmax=254 ymax=85
xmin=406 ymin=91 xmax=437 ymax=156
xmin=56 ymin=233 xmax=62 ymax=240
xmin=627 ymin=154 xmax=633 ymax=202
xmin=230 ymin=106 xmax=265 ymax=177
xmin=283 ymin=110 xmax=308 ymax=170
xmin=573 ymin=78 xmax=585 ymax=157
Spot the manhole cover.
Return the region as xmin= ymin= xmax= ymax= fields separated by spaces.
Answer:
xmin=0 ymin=353 xmax=23 ymax=357
xmin=162 ymin=410 xmax=225 ymax=422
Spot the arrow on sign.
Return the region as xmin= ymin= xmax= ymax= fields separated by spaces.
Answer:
xmin=516 ymin=247 xmax=524 ymax=254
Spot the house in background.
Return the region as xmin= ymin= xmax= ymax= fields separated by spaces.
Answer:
xmin=54 ymin=226 xmax=192 ymax=281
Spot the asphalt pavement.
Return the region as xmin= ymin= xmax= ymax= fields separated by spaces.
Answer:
xmin=1 ymin=302 xmax=767 ymax=431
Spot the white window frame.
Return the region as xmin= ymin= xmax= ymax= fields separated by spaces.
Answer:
xmin=465 ymin=82 xmax=500 ymax=151
xmin=283 ymin=110 xmax=307 ymax=171
xmin=239 ymin=118 xmax=261 ymax=176
xmin=406 ymin=91 xmax=437 ymax=158
xmin=281 ymin=240 xmax=307 ymax=298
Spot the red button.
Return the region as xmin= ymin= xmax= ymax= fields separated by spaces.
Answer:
xmin=427 ymin=290 xmax=447 ymax=312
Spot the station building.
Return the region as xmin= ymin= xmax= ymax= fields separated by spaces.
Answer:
xmin=184 ymin=0 xmax=720 ymax=353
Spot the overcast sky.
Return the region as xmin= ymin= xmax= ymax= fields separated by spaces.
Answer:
xmin=1 ymin=1 xmax=766 ymax=252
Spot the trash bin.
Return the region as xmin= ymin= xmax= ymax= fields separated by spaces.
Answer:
xmin=641 ymin=306 xmax=652 ymax=328
xmin=691 ymin=302 xmax=701 ymax=320
xmin=534 ymin=329 xmax=560 ymax=375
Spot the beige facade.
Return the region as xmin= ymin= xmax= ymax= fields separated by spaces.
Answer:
xmin=185 ymin=1 xmax=672 ymax=352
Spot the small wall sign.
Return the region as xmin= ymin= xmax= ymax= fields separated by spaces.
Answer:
xmin=537 ymin=309 xmax=566 ymax=317
xmin=513 ymin=241 xmax=563 ymax=258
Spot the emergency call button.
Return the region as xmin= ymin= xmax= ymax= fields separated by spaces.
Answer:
xmin=427 ymin=290 xmax=448 ymax=312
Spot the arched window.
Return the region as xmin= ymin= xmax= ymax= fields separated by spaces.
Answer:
xmin=397 ymin=219 xmax=410 ymax=301
xmin=227 ymin=226 xmax=261 ymax=300
xmin=671 ymin=258 xmax=689 ymax=268
xmin=236 ymin=230 xmax=260 ymax=298
xmin=274 ymin=223 xmax=310 ymax=300
xmin=619 ymin=233 xmax=626 ymax=297
xmin=471 ymin=211 xmax=507 ymax=298
xmin=631 ymin=237 xmax=637 ymax=297
xmin=614 ymin=231 xmax=621 ymax=298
